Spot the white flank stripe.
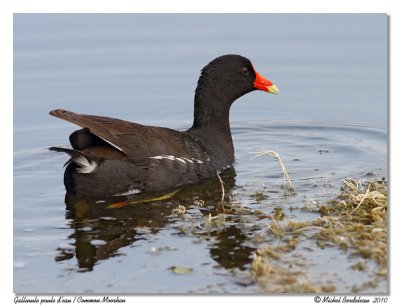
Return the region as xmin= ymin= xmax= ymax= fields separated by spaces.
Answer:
xmin=149 ymin=155 xmax=207 ymax=164
xmin=114 ymin=189 xmax=141 ymax=196
xmin=149 ymin=156 xmax=164 ymax=160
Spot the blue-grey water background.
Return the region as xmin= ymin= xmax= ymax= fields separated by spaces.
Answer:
xmin=14 ymin=14 xmax=387 ymax=293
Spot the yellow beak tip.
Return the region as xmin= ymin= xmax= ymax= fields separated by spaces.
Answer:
xmin=268 ymin=84 xmax=279 ymax=95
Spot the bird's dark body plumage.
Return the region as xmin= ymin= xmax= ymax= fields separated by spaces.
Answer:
xmin=49 ymin=55 xmax=278 ymax=196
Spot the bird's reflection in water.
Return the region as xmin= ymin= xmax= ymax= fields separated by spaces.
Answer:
xmin=55 ymin=168 xmax=256 ymax=272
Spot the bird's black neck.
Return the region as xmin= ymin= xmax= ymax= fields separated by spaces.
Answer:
xmin=187 ymin=75 xmax=235 ymax=164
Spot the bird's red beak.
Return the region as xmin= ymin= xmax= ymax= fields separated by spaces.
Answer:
xmin=253 ymin=70 xmax=279 ymax=94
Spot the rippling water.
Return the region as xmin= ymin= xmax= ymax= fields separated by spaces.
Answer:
xmin=14 ymin=14 xmax=387 ymax=293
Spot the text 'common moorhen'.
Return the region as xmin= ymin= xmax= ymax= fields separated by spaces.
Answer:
xmin=50 ymin=54 xmax=279 ymax=197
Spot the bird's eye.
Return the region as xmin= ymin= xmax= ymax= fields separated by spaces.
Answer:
xmin=241 ymin=67 xmax=249 ymax=75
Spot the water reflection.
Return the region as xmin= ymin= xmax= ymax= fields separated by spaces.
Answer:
xmin=55 ymin=168 xmax=256 ymax=272
xmin=209 ymin=225 xmax=255 ymax=270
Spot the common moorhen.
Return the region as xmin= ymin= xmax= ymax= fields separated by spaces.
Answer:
xmin=50 ymin=54 xmax=279 ymax=197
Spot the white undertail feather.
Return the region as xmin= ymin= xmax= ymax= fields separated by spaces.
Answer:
xmin=73 ymin=156 xmax=98 ymax=173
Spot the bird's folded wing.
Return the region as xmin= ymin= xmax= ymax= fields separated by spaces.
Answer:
xmin=49 ymin=109 xmax=145 ymax=155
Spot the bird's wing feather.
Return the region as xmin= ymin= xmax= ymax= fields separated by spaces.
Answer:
xmin=50 ymin=109 xmax=136 ymax=152
xmin=49 ymin=109 xmax=199 ymax=161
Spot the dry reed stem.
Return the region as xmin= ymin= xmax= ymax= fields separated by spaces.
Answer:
xmin=342 ymin=178 xmax=387 ymax=216
xmin=216 ymin=171 xmax=225 ymax=202
xmin=250 ymin=150 xmax=295 ymax=192
xmin=286 ymin=225 xmax=326 ymax=234
xmin=349 ymin=183 xmax=371 ymax=215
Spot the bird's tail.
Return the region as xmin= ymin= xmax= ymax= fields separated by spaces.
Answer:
xmin=49 ymin=147 xmax=97 ymax=173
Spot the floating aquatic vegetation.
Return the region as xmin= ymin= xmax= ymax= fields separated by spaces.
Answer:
xmin=168 ymin=266 xmax=194 ymax=275
xmin=250 ymin=177 xmax=387 ymax=293
xmin=251 ymin=248 xmax=336 ymax=293
xmin=162 ymin=175 xmax=386 ymax=293
xmin=171 ymin=205 xmax=186 ymax=217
